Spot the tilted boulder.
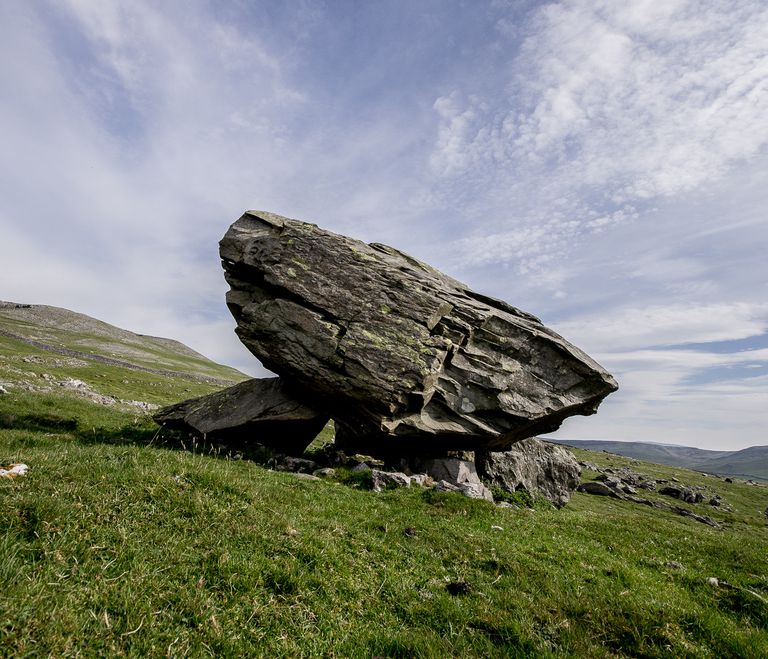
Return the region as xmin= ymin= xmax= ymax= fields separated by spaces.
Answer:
xmin=153 ymin=377 xmax=329 ymax=455
xmin=220 ymin=210 xmax=618 ymax=456
xmin=477 ymin=438 xmax=581 ymax=508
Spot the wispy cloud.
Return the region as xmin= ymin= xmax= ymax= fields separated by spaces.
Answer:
xmin=2 ymin=1 xmax=766 ymax=448
xmin=554 ymin=302 xmax=768 ymax=353
xmin=430 ymin=0 xmax=768 ymax=270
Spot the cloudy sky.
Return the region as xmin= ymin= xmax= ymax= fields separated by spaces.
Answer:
xmin=2 ymin=0 xmax=767 ymax=450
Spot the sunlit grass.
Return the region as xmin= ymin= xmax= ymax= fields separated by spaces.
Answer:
xmin=1 ymin=390 xmax=767 ymax=656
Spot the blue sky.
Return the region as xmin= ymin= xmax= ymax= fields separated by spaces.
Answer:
xmin=1 ymin=0 xmax=767 ymax=450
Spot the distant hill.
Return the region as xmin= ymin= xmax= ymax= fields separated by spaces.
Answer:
xmin=0 ymin=300 xmax=246 ymax=385
xmin=549 ymin=439 xmax=768 ymax=481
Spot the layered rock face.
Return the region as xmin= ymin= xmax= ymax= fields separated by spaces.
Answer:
xmin=219 ymin=210 xmax=617 ymax=456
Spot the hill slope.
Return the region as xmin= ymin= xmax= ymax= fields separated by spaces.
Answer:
xmin=0 ymin=301 xmax=247 ymax=411
xmin=0 ymin=300 xmax=245 ymax=385
xmin=550 ymin=439 xmax=768 ymax=481
xmin=1 ymin=303 xmax=767 ymax=656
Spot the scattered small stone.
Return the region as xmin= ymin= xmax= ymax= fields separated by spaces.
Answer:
xmin=577 ymin=482 xmax=623 ymax=499
xmin=275 ymin=456 xmax=318 ymax=473
xmin=446 ymin=581 xmax=472 ymax=596
xmin=491 ymin=525 xmax=504 ymax=531
xmin=0 ymin=385 xmax=8 ymax=394
xmin=60 ymin=377 xmax=89 ymax=389
xmin=672 ymin=508 xmax=721 ymax=529
xmin=707 ymin=577 xmax=719 ymax=587
xmin=658 ymin=485 xmax=683 ymax=499
xmin=709 ymin=497 xmax=721 ymax=507
xmin=496 ymin=501 xmax=517 ymax=509
xmin=409 ymin=473 xmax=432 ymax=487
xmin=313 ymin=467 xmax=336 ymax=478
xmin=725 ymin=477 xmax=733 ymax=483
xmin=403 ymin=527 xmax=417 ymax=537
xmin=456 ymin=481 xmax=494 ymax=501
xmin=666 ymin=561 xmax=683 ymax=570
xmin=680 ymin=488 xmax=704 ymax=504
xmin=425 ymin=460 xmax=493 ymax=501
xmin=371 ymin=470 xmax=411 ymax=492
xmin=0 ymin=463 xmax=29 ymax=479
xmin=351 ymin=462 xmax=371 ymax=473
xmin=351 ymin=454 xmax=384 ymax=467
xmin=288 ymin=472 xmax=321 ymax=481
xmin=421 ymin=457 xmax=478 ymax=486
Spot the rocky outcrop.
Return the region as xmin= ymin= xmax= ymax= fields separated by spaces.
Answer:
xmin=153 ymin=377 xmax=329 ymax=455
xmin=220 ymin=210 xmax=617 ymax=456
xmin=477 ymin=438 xmax=581 ymax=507
xmin=576 ymin=470 xmax=725 ymax=528
xmin=658 ymin=485 xmax=705 ymax=504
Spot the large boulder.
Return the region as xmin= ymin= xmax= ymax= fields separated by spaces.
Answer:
xmin=476 ymin=438 xmax=581 ymax=507
xmin=220 ymin=210 xmax=617 ymax=456
xmin=153 ymin=377 xmax=329 ymax=455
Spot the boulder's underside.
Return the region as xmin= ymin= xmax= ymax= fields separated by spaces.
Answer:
xmin=214 ymin=210 xmax=617 ymax=456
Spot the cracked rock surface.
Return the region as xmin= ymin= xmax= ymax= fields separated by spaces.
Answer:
xmin=220 ymin=210 xmax=618 ymax=455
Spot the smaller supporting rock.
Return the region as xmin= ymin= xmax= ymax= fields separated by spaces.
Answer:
xmin=153 ymin=377 xmax=329 ymax=455
xmin=477 ymin=438 xmax=581 ymax=508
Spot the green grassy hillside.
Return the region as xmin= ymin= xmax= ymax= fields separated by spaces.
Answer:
xmin=2 ymin=390 xmax=767 ymax=657
xmin=1 ymin=309 xmax=767 ymax=656
xmin=0 ymin=301 xmax=246 ymax=384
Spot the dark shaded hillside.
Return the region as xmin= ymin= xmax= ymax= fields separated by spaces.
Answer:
xmin=550 ymin=439 xmax=768 ymax=480
xmin=699 ymin=445 xmax=768 ymax=480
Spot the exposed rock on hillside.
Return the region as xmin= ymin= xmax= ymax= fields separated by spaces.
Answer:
xmin=220 ymin=210 xmax=617 ymax=456
xmin=154 ymin=377 xmax=329 ymax=455
xmin=477 ymin=438 xmax=581 ymax=508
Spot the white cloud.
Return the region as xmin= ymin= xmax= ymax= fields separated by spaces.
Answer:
xmin=2 ymin=1 xmax=766 ymax=450
xmin=430 ymin=0 xmax=768 ymax=272
xmin=554 ymin=302 xmax=768 ymax=352
xmin=0 ymin=1 xmax=305 ymax=373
